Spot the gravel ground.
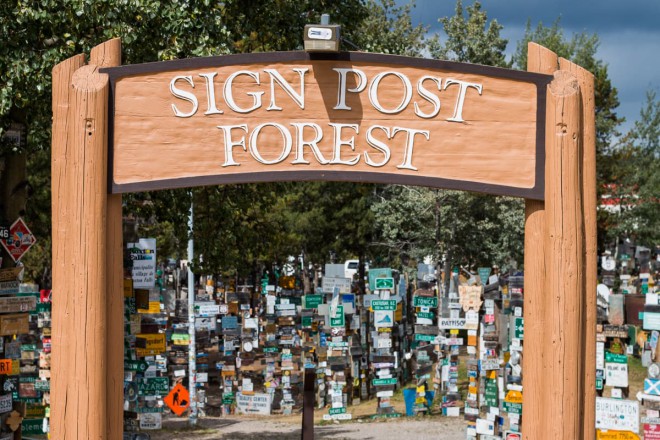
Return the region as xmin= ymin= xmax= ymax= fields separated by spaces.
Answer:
xmin=148 ymin=415 xmax=467 ymax=440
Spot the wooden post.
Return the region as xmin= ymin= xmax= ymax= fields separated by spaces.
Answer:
xmin=544 ymin=69 xmax=585 ymax=439
xmin=522 ymin=42 xmax=557 ymax=440
xmin=90 ymin=38 xmax=124 ymax=440
xmin=560 ymin=56 xmax=597 ymax=440
xmin=51 ymin=59 xmax=110 ymax=438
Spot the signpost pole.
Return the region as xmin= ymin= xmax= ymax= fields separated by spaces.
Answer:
xmin=187 ymin=194 xmax=197 ymax=426
xmin=51 ymin=54 xmax=109 ymax=438
xmin=90 ymin=38 xmax=124 ymax=440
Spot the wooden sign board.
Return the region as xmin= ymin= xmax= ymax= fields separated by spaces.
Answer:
xmin=103 ymin=52 xmax=550 ymax=199
xmin=0 ymin=296 xmax=36 ymax=314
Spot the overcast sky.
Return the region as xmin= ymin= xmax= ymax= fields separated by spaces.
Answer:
xmin=400 ymin=0 xmax=660 ymax=135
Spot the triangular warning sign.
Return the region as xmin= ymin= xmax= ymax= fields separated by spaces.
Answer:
xmin=164 ymin=383 xmax=190 ymax=416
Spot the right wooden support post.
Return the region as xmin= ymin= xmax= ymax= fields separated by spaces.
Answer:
xmin=524 ymin=42 xmax=593 ymax=440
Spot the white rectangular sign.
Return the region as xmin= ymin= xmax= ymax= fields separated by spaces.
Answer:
xmin=605 ymin=362 xmax=629 ymax=388
xmin=128 ymin=238 xmax=157 ymax=289
xmin=438 ymin=318 xmax=467 ymax=329
xmin=322 ymin=277 xmax=352 ymax=294
xmin=595 ymin=397 xmax=639 ymax=433
xmin=0 ymin=394 xmax=11 ymax=414
xmin=139 ymin=412 xmax=162 ymax=430
xmin=236 ymin=392 xmax=271 ymax=415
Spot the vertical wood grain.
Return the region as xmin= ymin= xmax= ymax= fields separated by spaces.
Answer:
xmin=51 ymin=60 xmax=109 ymax=439
xmin=91 ymin=38 xmax=123 ymax=440
xmin=560 ymin=56 xmax=597 ymax=440
xmin=522 ymin=42 xmax=557 ymax=440
xmin=544 ymin=69 xmax=584 ymax=439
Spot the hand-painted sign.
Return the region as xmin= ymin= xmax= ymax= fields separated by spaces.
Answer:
xmin=104 ymin=53 xmax=549 ymax=200
xmin=595 ymin=397 xmax=639 ymax=433
xmin=164 ymin=383 xmax=190 ymax=416
xmin=596 ymin=430 xmax=640 ymax=440
xmin=0 ymin=296 xmax=36 ymax=314
xmin=605 ymin=363 xmax=629 ymax=388
xmin=0 ymin=218 xmax=36 ymax=262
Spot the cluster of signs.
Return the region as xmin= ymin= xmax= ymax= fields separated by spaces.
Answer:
xmin=434 ymin=270 xmax=525 ymax=439
xmin=0 ymin=260 xmax=52 ymax=436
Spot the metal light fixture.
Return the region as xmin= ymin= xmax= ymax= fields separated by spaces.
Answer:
xmin=304 ymin=14 xmax=341 ymax=52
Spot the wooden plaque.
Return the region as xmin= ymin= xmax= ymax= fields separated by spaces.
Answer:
xmin=103 ymin=52 xmax=551 ymax=199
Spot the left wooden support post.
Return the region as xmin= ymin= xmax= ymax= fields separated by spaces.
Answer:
xmin=52 ymin=38 xmax=122 ymax=440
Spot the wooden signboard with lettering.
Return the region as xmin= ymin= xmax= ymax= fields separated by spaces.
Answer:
xmin=103 ymin=53 xmax=550 ymax=199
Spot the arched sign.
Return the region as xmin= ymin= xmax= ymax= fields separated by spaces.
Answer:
xmin=103 ymin=52 xmax=550 ymax=199
xmin=51 ymin=39 xmax=596 ymax=440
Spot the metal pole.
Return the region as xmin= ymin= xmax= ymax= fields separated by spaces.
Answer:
xmin=188 ymin=193 xmax=197 ymax=426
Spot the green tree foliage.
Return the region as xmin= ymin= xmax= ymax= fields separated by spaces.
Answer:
xmin=604 ymin=90 xmax=660 ymax=244
xmin=429 ymin=0 xmax=509 ymax=68
xmin=370 ymin=0 xmax=523 ymax=271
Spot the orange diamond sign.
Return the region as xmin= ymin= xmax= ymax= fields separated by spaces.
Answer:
xmin=164 ymin=383 xmax=190 ymax=416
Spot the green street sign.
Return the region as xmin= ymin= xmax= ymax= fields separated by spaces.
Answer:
xmin=372 ymin=378 xmax=397 ymax=386
xmin=596 ymin=377 xmax=604 ymax=390
xmin=223 ymin=392 xmax=235 ymax=404
xmin=417 ymin=311 xmax=435 ymax=320
xmin=330 ymin=305 xmax=345 ymax=327
xmin=137 ymin=377 xmax=169 ymax=396
xmin=372 ymin=300 xmax=397 ymax=311
xmin=302 ymin=316 xmax=313 ymax=328
xmin=124 ymin=360 xmax=149 ymax=373
xmin=369 ymin=268 xmax=393 ymax=291
xmin=304 ymin=294 xmax=323 ymax=309
xmin=485 ymin=379 xmax=498 ymax=407
xmin=503 ymin=401 xmax=522 ymax=414
xmin=263 ymin=347 xmax=279 ymax=353
xmin=21 ymin=419 xmax=46 ymax=435
xmin=329 ymin=407 xmax=346 ymax=415
xmin=514 ymin=317 xmax=524 ymax=339
xmin=414 ymin=334 xmax=436 ymax=342
xmin=413 ymin=296 xmax=438 ymax=308
xmin=605 ymin=351 xmax=628 ymax=364
xmin=374 ymin=277 xmax=395 ymax=290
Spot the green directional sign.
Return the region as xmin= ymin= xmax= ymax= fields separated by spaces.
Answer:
xmin=595 ymin=377 xmax=603 ymax=390
xmin=417 ymin=311 xmax=435 ymax=320
xmin=375 ymin=277 xmax=395 ymax=290
xmin=485 ymin=379 xmax=498 ymax=407
xmin=302 ymin=316 xmax=313 ymax=328
xmin=263 ymin=347 xmax=279 ymax=353
xmin=372 ymin=378 xmax=397 ymax=386
xmin=605 ymin=351 xmax=628 ymax=364
xmin=514 ymin=317 xmax=524 ymax=339
xmin=414 ymin=334 xmax=436 ymax=342
xmin=137 ymin=377 xmax=169 ymax=396
xmin=369 ymin=268 xmax=393 ymax=291
xmin=503 ymin=401 xmax=522 ymax=414
xmin=330 ymin=305 xmax=345 ymax=327
xmin=124 ymin=360 xmax=149 ymax=373
xmin=413 ymin=296 xmax=438 ymax=308
xmin=329 ymin=407 xmax=346 ymax=415
xmin=304 ymin=294 xmax=323 ymax=309
xmin=372 ymin=300 xmax=397 ymax=311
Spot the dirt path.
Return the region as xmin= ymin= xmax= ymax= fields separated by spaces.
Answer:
xmin=149 ymin=415 xmax=467 ymax=440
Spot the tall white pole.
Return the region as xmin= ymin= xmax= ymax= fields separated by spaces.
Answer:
xmin=187 ymin=194 xmax=197 ymax=426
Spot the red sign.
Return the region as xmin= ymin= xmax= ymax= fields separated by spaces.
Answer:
xmin=645 ymin=424 xmax=660 ymax=439
xmin=0 ymin=218 xmax=36 ymax=262
xmin=164 ymin=383 xmax=190 ymax=416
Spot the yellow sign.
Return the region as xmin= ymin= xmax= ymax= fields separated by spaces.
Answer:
xmin=596 ymin=430 xmax=640 ymax=440
xmin=138 ymin=301 xmax=161 ymax=314
xmin=395 ymin=303 xmax=403 ymax=322
xmin=505 ymin=390 xmax=523 ymax=404
xmin=123 ymin=278 xmax=133 ymax=298
xmin=135 ymin=333 xmax=166 ymax=357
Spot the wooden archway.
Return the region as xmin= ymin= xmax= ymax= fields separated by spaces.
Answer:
xmin=51 ymin=38 xmax=596 ymax=439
